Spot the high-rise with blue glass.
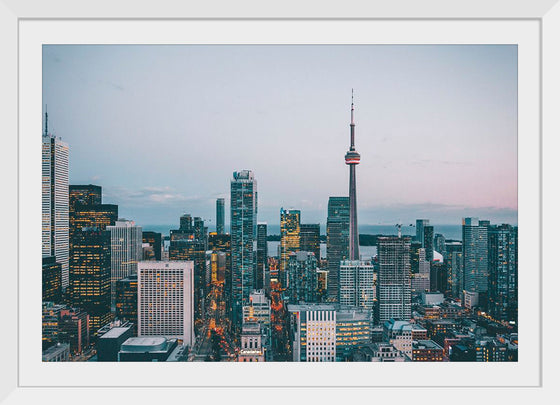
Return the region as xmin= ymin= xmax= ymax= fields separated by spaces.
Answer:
xmin=230 ymin=170 xmax=258 ymax=327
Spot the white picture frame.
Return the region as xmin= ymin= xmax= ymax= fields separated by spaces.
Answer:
xmin=2 ymin=0 xmax=559 ymax=403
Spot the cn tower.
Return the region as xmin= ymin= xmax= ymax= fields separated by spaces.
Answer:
xmin=345 ymin=89 xmax=361 ymax=260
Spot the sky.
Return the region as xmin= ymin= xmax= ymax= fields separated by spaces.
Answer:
xmin=42 ymin=45 xmax=518 ymax=230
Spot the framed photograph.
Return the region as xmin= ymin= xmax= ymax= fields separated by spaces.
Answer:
xmin=2 ymin=0 xmax=558 ymax=403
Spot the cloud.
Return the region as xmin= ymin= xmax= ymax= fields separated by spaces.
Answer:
xmin=99 ymin=80 xmax=125 ymax=92
xmin=409 ymin=159 xmax=472 ymax=167
xmin=103 ymin=185 xmax=200 ymax=206
xmin=356 ymin=202 xmax=518 ymax=225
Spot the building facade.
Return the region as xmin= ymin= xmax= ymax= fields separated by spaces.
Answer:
xmin=411 ymin=248 xmax=430 ymax=294
xmin=169 ymin=239 xmax=206 ymax=323
xmin=338 ymin=260 xmax=375 ymax=309
xmin=230 ymin=170 xmax=258 ymax=327
xmin=42 ymin=302 xmax=66 ymax=348
xmin=107 ymin=220 xmax=143 ymax=309
xmin=300 ymin=223 xmax=321 ymax=263
xmin=416 ymin=219 xmax=429 ymax=246
xmin=286 ymin=251 xmax=319 ymax=304
xmin=70 ymin=204 xmax=118 ymax=247
xmin=69 ymin=227 xmax=112 ymax=332
xmin=216 ymin=198 xmax=225 ymax=234
xmin=115 ymin=275 xmax=138 ymax=327
xmin=256 ymin=223 xmax=268 ymax=292
xmin=42 ymin=256 xmax=62 ymax=304
xmin=237 ymin=322 xmax=265 ymax=362
xmin=42 ymin=116 xmax=70 ymax=289
xmin=462 ymin=217 xmax=489 ymax=307
xmin=423 ymin=225 xmax=434 ymax=263
xmin=280 ymin=208 xmax=301 ymax=282
xmin=445 ymin=241 xmax=463 ymax=299
xmin=137 ymin=261 xmax=194 ymax=346
xmin=58 ymin=307 xmax=90 ymax=355
xmin=326 ymin=196 xmax=349 ymax=301
xmin=288 ymin=304 xmax=337 ymax=362
xmin=488 ymin=224 xmax=518 ymax=324
xmin=376 ymin=236 xmax=412 ymax=323
xmin=142 ymin=231 xmax=162 ymax=261
xmin=69 ymin=184 xmax=101 ymax=210
xmin=335 ymin=307 xmax=372 ymax=360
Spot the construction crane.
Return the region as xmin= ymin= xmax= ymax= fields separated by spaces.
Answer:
xmin=395 ymin=221 xmax=403 ymax=238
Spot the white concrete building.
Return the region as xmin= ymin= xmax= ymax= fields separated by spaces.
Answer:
xmin=288 ymin=304 xmax=336 ymax=362
xmin=377 ymin=237 xmax=412 ymax=323
xmin=242 ymin=289 xmax=271 ymax=328
xmin=107 ymin=219 xmax=143 ymax=308
xmin=42 ymin=127 xmax=69 ymax=288
xmin=137 ymin=261 xmax=194 ymax=346
xmin=339 ymin=260 xmax=375 ymax=309
xmin=237 ymin=322 xmax=265 ymax=362
xmin=412 ymin=248 xmax=430 ymax=293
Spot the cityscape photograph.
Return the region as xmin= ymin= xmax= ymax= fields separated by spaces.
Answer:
xmin=41 ymin=44 xmax=518 ymax=363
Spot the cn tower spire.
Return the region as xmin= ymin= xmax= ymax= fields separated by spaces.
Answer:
xmin=345 ymin=90 xmax=361 ymax=260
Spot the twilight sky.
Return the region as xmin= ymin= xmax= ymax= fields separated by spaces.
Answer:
xmin=42 ymin=45 xmax=517 ymax=230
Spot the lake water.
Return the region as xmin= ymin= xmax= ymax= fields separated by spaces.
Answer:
xmin=266 ymin=242 xmax=377 ymax=260
xmin=143 ymin=224 xmax=463 ymax=241
xmin=148 ymin=224 xmax=464 ymax=259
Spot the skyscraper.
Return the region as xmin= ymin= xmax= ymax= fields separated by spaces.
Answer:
xmin=488 ymin=224 xmax=518 ymax=324
xmin=42 ymin=111 xmax=70 ymax=289
xmin=416 ymin=219 xmax=430 ymax=246
xmin=326 ymin=196 xmax=349 ymax=301
xmin=411 ymin=248 xmax=430 ymax=293
xmin=179 ymin=213 xmax=194 ymax=234
xmin=288 ymin=304 xmax=337 ymax=362
xmin=462 ymin=217 xmax=489 ymax=307
xmin=423 ymin=225 xmax=434 ymax=263
xmin=216 ymin=198 xmax=225 ymax=234
xmin=300 ymin=224 xmax=321 ymax=263
xmin=286 ymin=251 xmax=319 ymax=304
xmin=409 ymin=240 xmax=422 ymax=275
xmin=169 ymin=238 xmax=206 ymax=323
xmin=69 ymin=184 xmax=102 ymax=210
xmin=230 ymin=170 xmax=258 ymax=327
xmin=338 ymin=260 xmax=375 ymax=309
xmin=107 ymin=220 xmax=143 ymax=309
xmin=193 ymin=217 xmax=207 ymax=250
xmin=142 ymin=231 xmax=162 ymax=261
xmin=70 ymin=203 xmax=118 ymax=243
xmin=115 ymin=275 xmax=138 ymax=328
xmin=137 ymin=261 xmax=194 ymax=346
xmin=376 ymin=236 xmax=412 ymax=323
xmin=345 ymin=90 xmax=361 ymax=261
xmin=42 ymin=256 xmax=62 ymax=304
xmin=445 ymin=241 xmax=463 ymax=299
xmin=69 ymin=227 xmax=112 ymax=331
xmin=256 ymin=223 xmax=268 ymax=291
xmin=280 ymin=208 xmax=301 ymax=283
xmin=434 ymin=233 xmax=446 ymax=255
xmin=208 ymin=231 xmax=232 ymax=305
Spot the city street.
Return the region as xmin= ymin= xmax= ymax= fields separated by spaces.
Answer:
xmin=189 ymin=284 xmax=236 ymax=361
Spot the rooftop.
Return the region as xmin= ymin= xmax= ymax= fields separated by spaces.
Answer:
xmin=288 ymin=303 xmax=336 ymax=312
xmin=99 ymin=326 xmax=132 ymax=339
xmin=413 ymin=340 xmax=443 ymax=350
xmin=120 ymin=336 xmax=173 ymax=352
xmin=42 ymin=343 xmax=70 ymax=356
